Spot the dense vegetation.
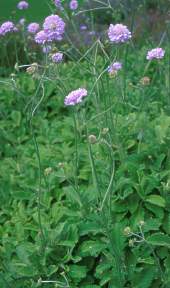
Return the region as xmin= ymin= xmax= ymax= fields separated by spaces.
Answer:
xmin=1 ymin=1 xmax=170 ymax=287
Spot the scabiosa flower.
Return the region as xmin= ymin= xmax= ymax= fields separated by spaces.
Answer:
xmin=69 ymin=0 xmax=78 ymax=10
xmin=27 ymin=22 xmax=40 ymax=34
xmin=64 ymin=88 xmax=87 ymax=106
xmin=43 ymin=14 xmax=65 ymax=42
xmin=35 ymin=30 xmax=48 ymax=44
xmin=54 ymin=0 xmax=63 ymax=10
xmin=146 ymin=48 xmax=165 ymax=60
xmin=52 ymin=52 xmax=63 ymax=63
xmin=17 ymin=1 xmax=29 ymax=10
xmin=0 ymin=21 xmax=17 ymax=36
xmin=108 ymin=62 xmax=122 ymax=73
xmin=108 ymin=23 xmax=132 ymax=43
xmin=108 ymin=61 xmax=122 ymax=76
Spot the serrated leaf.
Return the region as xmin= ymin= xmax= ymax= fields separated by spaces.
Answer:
xmin=147 ymin=233 xmax=170 ymax=247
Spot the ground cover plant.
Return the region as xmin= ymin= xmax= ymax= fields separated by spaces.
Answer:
xmin=1 ymin=0 xmax=170 ymax=287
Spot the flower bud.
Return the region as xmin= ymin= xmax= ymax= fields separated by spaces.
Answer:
xmin=124 ymin=226 xmax=131 ymax=236
xmin=44 ymin=167 xmax=52 ymax=176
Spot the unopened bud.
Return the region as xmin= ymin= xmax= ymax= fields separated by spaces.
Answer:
xmin=129 ymin=239 xmax=134 ymax=247
xmin=139 ymin=220 xmax=145 ymax=226
xmin=102 ymin=128 xmax=109 ymax=135
xmin=88 ymin=134 xmax=97 ymax=144
xmin=58 ymin=162 xmax=65 ymax=168
xmin=44 ymin=167 xmax=52 ymax=176
xmin=124 ymin=226 xmax=131 ymax=236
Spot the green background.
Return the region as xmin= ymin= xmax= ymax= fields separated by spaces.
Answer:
xmin=0 ymin=0 xmax=51 ymax=23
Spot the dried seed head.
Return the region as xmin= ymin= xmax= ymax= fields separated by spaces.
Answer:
xmin=88 ymin=134 xmax=97 ymax=144
xmin=26 ymin=63 xmax=38 ymax=74
xmin=140 ymin=76 xmax=150 ymax=86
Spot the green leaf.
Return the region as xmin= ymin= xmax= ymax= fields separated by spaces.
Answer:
xmin=132 ymin=267 xmax=156 ymax=288
xmin=146 ymin=195 xmax=165 ymax=207
xmin=147 ymin=233 xmax=170 ymax=247
xmin=79 ymin=240 xmax=106 ymax=257
xmin=68 ymin=265 xmax=87 ymax=281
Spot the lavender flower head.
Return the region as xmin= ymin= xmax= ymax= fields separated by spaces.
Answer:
xmin=52 ymin=52 xmax=63 ymax=63
xmin=108 ymin=61 xmax=122 ymax=75
xmin=17 ymin=1 xmax=29 ymax=10
xmin=146 ymin=48 xmax=165 ymax=60
xmin=54 ymin=0 xmax=63 ymax=10
xmin=64 ymin=88 xmax=87 ymax=106
xmin=108 ymin=24 xmax=131 ymax=43
xmin=27 ymin=22 xmax=40 ymax=34
xmin=80 ymin=25 xmax=87 ymax=31
xmin=35 ymin=30 xmax=48 ymax=44
xmin=43 ymin=14 xmax=65 ymax=41
xmin=0 ymin=21 xmax=17 ymax=36
xmin=69 ymin=0 xmax=78 ymax=10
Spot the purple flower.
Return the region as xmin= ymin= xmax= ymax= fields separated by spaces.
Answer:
xmin=108 ymin=61 xmax=122 ymax=74
xmin=17 ymin=1 xmax=29 ymax=10
xmin=27 ymin=22 xmax=40 ymax=34
xmin=108 ymin=23 xmax=132 ymax=43
xmin=35 ymin=30 xmax=48 ymax=44
xmin=69 ymin=0 xmax=78 ymax=10
xmin=64 ymin=88 xmax=87 ymax=106
xmin=80 ymin=25 xmax=87 ymax=31
xmin=146 ymin=48 xmax=165 ymax=60
xmin=0 ymin=21 xmax=17 ymax=36
xmin=43 ymin=14 xmax=65 ymax=41
xmin=52 ymin=52 xmax=63 ymax=63
xmin=54 ymin=0 xmax=63 ymax=10
xmin=42 ymin=45 xmax=52 ymax=54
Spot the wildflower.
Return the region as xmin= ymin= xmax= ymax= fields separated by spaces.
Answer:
xmin=54 ymin=0 xmax=63 ymax=10
xmin=108 ymin=23 xmax=131 ymax=43
xmin=43 ymin=14 xmax=65 ymax=41
xmin=27 ymin=22 xmax=40 ymax=34
xmin=51 ymin=52 xmax=63 ymax=63
xmin=34 ymin=30 xmax=48 ymax=44
xmin=64 ymin=88 xmax=87 ymax=106
xmin=146 ymin=47 xmax=165 ymax=60
xmin=17 ymin=1 xmax=29 ymax=10
xmin=69 ymin=0 xmax=78 ymax=10
xmin=108 ymin=61 xmax=122 ymax=76
xmin=80 ymin=25 xmax=87 ymax=31
xmin=0 ymin=21 xmax=17 ymax=36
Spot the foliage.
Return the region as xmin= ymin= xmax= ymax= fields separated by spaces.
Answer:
xmin=1 ymin=1 xmax=170 ymax=287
